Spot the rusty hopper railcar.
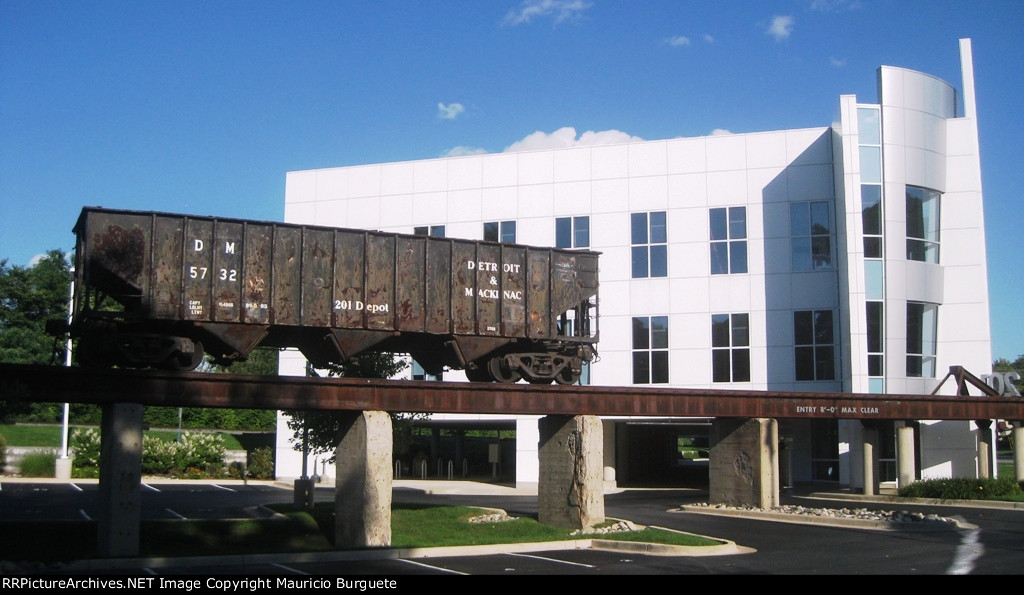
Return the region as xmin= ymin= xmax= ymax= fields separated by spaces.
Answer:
xmin=65 ymin=207 xmax=599 ymax=384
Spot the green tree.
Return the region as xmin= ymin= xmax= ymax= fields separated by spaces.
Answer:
xmin=0 ymin=251 xmax=72 ymax=365
xmin=0 ymin=251 xmax=73 ymax=421
xmin=283 ymin=352 xmax=427 ymax=464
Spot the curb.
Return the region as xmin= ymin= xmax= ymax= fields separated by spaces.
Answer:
xmin=673 ymin=504 xmax=972 ymax=531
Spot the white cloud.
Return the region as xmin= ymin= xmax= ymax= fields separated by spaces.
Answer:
xmin=766 ymin=15 xmax=794 ymax=41
xmin=709 ymin=129 xmax=733 ymax=136
xmin=503 ymin=127 xmax=643 ymax=152
xmin=830 ymin=56 xmax=847 ymax=68
xmin=501 ymin=0 xmax=591 ymax=26
xmin=702 ymin=34 xmax=715 ymax=44
xmin=810 ymin=0 xmax=862 ymax=12
xmin=665 ymin=35 xmax=691 ymax=47
xmin=437 ymin=102 xmax=465 ymax=120
xmin=441 ymin=145 xmax=487 ymax=158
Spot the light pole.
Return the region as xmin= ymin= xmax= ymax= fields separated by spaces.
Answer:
xmin=56 ymin=266 xmax=74 ymax=479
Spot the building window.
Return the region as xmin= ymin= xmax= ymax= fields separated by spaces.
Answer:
xmin=712 ymin=313 xmax=750 ymax=382
xmin=861 ymin=185 xmax=883 ymax=258
xmin=794 ymin=310 xmax=836 ymax=381
xmin=556 ymin=216 xmax=590 ymax=249
xmin=710 ymin=207 xmax=747 ymax=274
xmin=791 ymin=201 xmax=832 ymax=271
xmin=414 ymin=225 xmax=445 ymax=237
xmin=907 ymin=302 xmax=938 ymax=378
xmin=484 ymin=220 xmax=516 ymax=243
xmin=631 ymin=212 xmax=667 ymax=278
xmin=867 ymin=301 xmax=884 ymax=383
xmin=906 ymin=186 xmax=940 ymax=263
xmin=632 ymin=315 xmax=668 ymax=384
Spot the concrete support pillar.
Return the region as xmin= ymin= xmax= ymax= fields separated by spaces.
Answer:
xmin=861 ymin=421 xmax=880 ymax=496
xmin=976 ymin=419 xmax=993 ymax=479
xmin=97 ymin=402 xmax=144 ymax=558
xmin=896 ymin=423 xmax=917 ymax=488
xmin=334 ymin=411 xmax=392 ymax=549
xmin=537 ymin=415 xmax=605 ymax=530
xmin=709 ymin=418 xmax=779 ymax=508
xmin=1013 ymin=423 xmax=1024 ymax=482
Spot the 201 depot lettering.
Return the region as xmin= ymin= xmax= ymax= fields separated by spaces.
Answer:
xmin=2 ymin=577 xmax=398 ymax=591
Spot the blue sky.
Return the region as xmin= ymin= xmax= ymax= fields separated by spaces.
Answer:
xmin=2 ymin=1 xmax=1022 ymax=362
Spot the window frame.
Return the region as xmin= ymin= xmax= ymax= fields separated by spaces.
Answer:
xmin=790 ymin=201 xmax=833 ymax=272
xmin=631 ymin=211 xmax=667 ymax=278
xmin=906 ymin=186 xmax=941 ymax=263
xmin=710 ymin=207 xmax=748 ymax=275
xmin=484 ymin=220 xmax=516 ymax=243
xmin=711 ymin=312 xmax=751 ymax=383
xmin=556 ymin=216 xmax=590 ymax=249
xmin=794 ymin=309 xmax=836 ymax=381
xmin=632 ymin=315 xmax=669 ymax=384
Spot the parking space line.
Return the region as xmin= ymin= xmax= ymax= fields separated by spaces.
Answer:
xmin=212 ymin=484 xmax=237 ymax=492
xmin=398 ymin=559 xmax=469 ymax=575
xmin=165 ymin=508 xmax=186 ymax=519
xmin=506 ymin=552 xmax=595 ymax=568
xmin=271 ymin=563 xmax=308 ymax=575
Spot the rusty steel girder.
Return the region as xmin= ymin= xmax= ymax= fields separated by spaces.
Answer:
xmin=3 ymin=364 xmax=1023 ymax=422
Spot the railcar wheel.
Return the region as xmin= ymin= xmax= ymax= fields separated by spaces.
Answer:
xmin=487 ymin=357 xmax=521 ymax=383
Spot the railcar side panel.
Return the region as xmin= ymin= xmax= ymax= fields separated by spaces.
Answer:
xmin=425 ymin=238 xmax=451 ymax=334
xmin=365 ymin=234 xmax=395 ymax=330
xmin=183 ymin=218 xmax=213 ymax=321
xmin=501 ymin=245 xmax=526 ymax=337
xmin=527 ymin=249 xmax=551 ymax=338
xmin=396 ymin=236 xmax=425 ymax=332
xmin=272 ymin=226 xmax=302 ymax=325
xmin=301 ymin=227 xmax=333 ymax=327
xmin=333 ymin=229 xmax=365 ymax=328
xmin=83 ymin=210 xmax=150 ymax=305
xmin=452 ymin=241 xmax=475 ymax=335
xmin=153 ymin=215 xmax=183 ymax=319
xmin=474 ymin=243 xmax=501 ymax=336
xmin=242 ymin=223 xmax=271 ymax=324
xmin=213 ymin=220 xmax=243 ymax=322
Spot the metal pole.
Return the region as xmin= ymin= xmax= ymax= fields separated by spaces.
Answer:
xmin=60 ymin=269 xmax=74 ymax=459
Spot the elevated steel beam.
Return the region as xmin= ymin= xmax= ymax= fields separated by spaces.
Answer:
xmin=2 ymin=363 xmax=1022 ymax=421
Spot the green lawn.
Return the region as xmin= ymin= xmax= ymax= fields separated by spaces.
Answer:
xmin=0 ymin=503 xmax=724 ymax=563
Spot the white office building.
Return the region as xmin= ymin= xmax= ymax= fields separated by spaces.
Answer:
xmin=275 ymin=39 xmax=993 ymax=490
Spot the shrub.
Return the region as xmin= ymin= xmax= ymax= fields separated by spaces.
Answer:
xmin=247 ymin=446 xmax=275 ymax=480
xmin=898 ymin=476 xmax=1024 ymax=500
xmin=70 ymin=428 xmax=227 ymax=477
xmin=70 ymin=427 xmax=101 ymax=469
xmin=173 ymin=432 xmax=226 ymax=471
xmin=18 ymin=450 xmax=57 ymax=477
xmin=0 ymin=432 xmax=6 ymax=470
xmin=142 ymin=435 xmax=178 ymax=475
